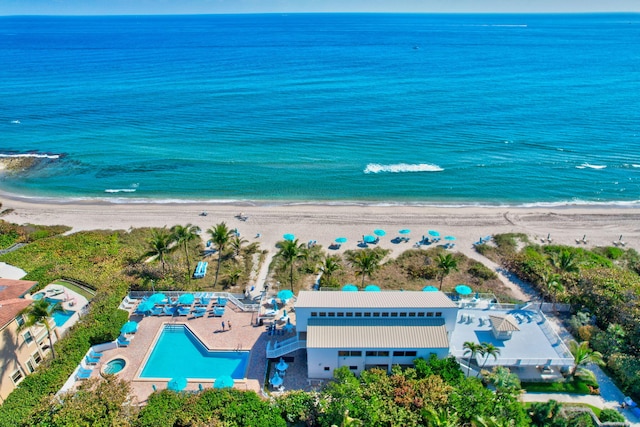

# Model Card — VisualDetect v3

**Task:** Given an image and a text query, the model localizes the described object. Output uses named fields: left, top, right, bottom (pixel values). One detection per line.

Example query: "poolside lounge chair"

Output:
left=117, top=336, right=131, bottom=347
left=150, top=306, right=164, bottom=316
left=177, top=306, right=191, bottom=316
left=89, top=349, right=103, bottom=359
left=212, top=306, right=225, bottom=317
left=200, top=296, right=211, bottom=306
left=85, top=355, right=100, bottom=365
left=191, top=310, right=206, bottom=319
left=163, top=306, right=175, bottom=316
left=76, top=367, right=93, bottom=380
left=217, top=297, right=228, bottom=307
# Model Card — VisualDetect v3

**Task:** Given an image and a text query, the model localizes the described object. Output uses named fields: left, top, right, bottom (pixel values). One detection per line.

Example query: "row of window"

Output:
left=310, top=311, right=443, bottom=318
left=10, top=350, right=43, bottom=385
left=338, top=350, right=418, bottom=358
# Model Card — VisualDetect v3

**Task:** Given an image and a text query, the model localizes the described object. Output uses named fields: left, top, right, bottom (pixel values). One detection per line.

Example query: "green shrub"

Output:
left=468, top=261, right=497, bottom=280
left=598, top=408, right=625, bottom=423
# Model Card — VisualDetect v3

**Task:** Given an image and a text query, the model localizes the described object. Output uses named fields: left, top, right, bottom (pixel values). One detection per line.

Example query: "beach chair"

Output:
left=212, top=306, right=226, bottom=317
left=162, top=306, right=175, bottom=316
left=89, top=349, right=104, bottom=359
left=85, top=355, right=101, bottom=365
left=177, top=306, right=191, bottom=316
left=150, top=306, right=164, bottom=316
left=200, top=296, right=211, bottom=306
left=117, top=336, right=130, bottom=347
left=217, top=297, right=228, bottom=307
left=191, top=310, right=206, bottom=319
left=76, top=367, right=93, bottom=380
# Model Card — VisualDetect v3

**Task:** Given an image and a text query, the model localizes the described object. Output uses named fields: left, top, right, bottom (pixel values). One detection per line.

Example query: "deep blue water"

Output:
left=1, top=13, right=639, bottom=205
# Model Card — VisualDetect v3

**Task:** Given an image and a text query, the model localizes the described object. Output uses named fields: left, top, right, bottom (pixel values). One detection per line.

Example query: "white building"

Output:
left=293, top=291, right=458, bottom=379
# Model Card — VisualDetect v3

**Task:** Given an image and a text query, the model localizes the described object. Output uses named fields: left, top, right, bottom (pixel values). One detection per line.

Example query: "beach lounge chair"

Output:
left=177, top=306, right=191, bottom=316
left=212, top=306, right=225, bottom=317
left=191, top=310, right=206, bottom=319
left=150, top=306, right=164, bottom=316
left=117, top=336, right=131, bottom=347
left=200, top=296, right=211, bottom=306
left=76, top=367, right=93, bottom=380
left=163, top=306, right=175, bottom=316
left=85, top=355, right=101, bottom=365
left=89, top=349, right=103, bottom=359
left=217, top=297, right=228, bottom=307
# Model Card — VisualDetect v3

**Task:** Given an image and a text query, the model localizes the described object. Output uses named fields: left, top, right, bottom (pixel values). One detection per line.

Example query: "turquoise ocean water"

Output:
left=1, top=13, right=639, bottom=205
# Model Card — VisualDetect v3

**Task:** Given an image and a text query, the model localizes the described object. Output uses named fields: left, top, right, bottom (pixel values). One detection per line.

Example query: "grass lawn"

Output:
left=56, top=280, right=96, bottom=301
left=522, top=379, right=593, bottom=395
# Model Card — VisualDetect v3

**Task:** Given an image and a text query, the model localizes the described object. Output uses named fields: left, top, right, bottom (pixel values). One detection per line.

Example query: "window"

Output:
left=406, top=351, right=417, bottom=357
left=311, top=312, right=318, bottom=317
left=328, top=312, right=335, bottom=317
left=390, top=312, right=398, bottom=317
left=366, top=351, right=376, bottom=357
left=363, top=312, right=371, bottom=317
left=346, top=312, right=353, bottom=317
left=23, top=331, right=34, bottom=345
left=11, top=369, right=24, bottom=385
left=417, top=312, right=425, bottom=317
left=378, top=351, right=389, bottom=357
left=373, top=312, right=380, bottom=317
left=338, top=351, right=349, bottom=357
left=26, top=360, right=35, bottom=373
left=393, top=351, right=404, bottom=357
left=349, top=366, right=358, bottom=370
left=337, top=312, right=344, bottom=317
left=354, top=312, right=362, bottom=317
left=319, top=312, right=327, bottom=317
left=16, top=315, right=25, bottom=327
left=426, top=312, right=434, bottom=317
left=366, top=351, right=389, bottom=357
left=381, top=312, right=389, bottom=317
left=324, top=367, right=330, bottom=371
left=435, top=312, right=442, bottom=317
left=408, top=312, right=416, bottom=317
left=340, top=351, right=362, bottom=357
left=32, top=351, right=42, bottom=364
left=350, top=351, right=362, bottom=357
left=399, top=312, right=407, bottom=317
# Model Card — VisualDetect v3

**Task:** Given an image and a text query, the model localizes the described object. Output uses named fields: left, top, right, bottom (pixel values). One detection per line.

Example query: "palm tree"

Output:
left=227, top=266, right=243, bottom=287
left=276, top=239, right=307, bottom=292
left=230, top=235, right=248, bottom=257
left=170, top=223, right=201, bottom=278
left=436, top=253, right=459, bottom=290
left=478, top=342, right=500, bottom=376
left=146, top=227, right=173, bottom=273
left=422, top=407, right=459, bottom=427
left=550, top=250, right=580, bottom=274
left=320, top=255, right=343, bottom=287
left=19, top=299, right=59, bottom=359
left=208, top=222, right=234, bottom=288
left=463, top=341, right=483, bottom=376
left=484, top=366, right=521, bottom=392
left=349, top=249, right=382, bottom=288
left=540, top=272, right=564, bottom=312
left=568, top=340, right=604, bottom=378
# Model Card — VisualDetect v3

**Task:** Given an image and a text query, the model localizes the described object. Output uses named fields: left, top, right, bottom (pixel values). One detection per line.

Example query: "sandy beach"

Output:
left=1, top=192, right=638, bottom=261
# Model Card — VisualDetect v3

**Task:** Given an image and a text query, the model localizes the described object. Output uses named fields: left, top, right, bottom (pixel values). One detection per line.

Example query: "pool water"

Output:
left=140, top=325, right=249, bottom=379
left=104, top=358, right=126, bottom=375
left=52, top=309, right=74, bottom=327
left=32, top=292, right=45, bottom=300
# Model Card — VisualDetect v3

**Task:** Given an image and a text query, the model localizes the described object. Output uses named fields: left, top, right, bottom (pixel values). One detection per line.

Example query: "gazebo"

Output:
left=489, top=314, right=520, bottom=340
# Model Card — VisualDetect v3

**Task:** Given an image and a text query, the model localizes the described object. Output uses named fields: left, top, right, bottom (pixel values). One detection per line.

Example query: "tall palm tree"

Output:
left=276, top=239, right=307, bottom=292
left=230, top=235, right=248, bottom=257
left=349, top=249, right=382, bottom=288
left=19, top=299, right=59, bottom=359
left=568, top=340, right=604, bottom=378
left=436, top=253, right=459, bottom=290
left=484, top=366, right=521, bottom=392
left=321, top=255, right=343, bottom=287
left=208, top=222, right=234, bottom=288
left=170, top=223, right=201, bottom=278
left=540, top=272, right=564, bottom=312
left=146, top=227, right=173, bottom=273
left=227, top=266, right=243, bottom=287
left=478, top=342, right=500, bottom=376
left=550, top=250, right=580, bottom=274
left=463, top=341, right=483, bottom=376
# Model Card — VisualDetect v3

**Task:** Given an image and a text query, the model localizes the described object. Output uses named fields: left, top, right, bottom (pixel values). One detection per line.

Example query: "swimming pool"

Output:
left=52, top=309, right=74, bottom=327
left=140, top=325, right=249, bottom=380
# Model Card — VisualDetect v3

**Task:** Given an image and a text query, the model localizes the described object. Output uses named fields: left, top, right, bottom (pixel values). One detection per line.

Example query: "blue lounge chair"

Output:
left=89, top=349, right=103, bottom=359
left=177, top=306, right=191, bottom=316
left=192, top=310, right=205, bottom=319
left=212, top=306, right=225, bottom=317
left=217, top=297, right=228, bottom=307
left=163, top=306, right=175, bottom=316
left=117, top=336, right=130, bottom=347
left=76, top=368, right=92, bottom=380
left=150, top=306, right=164, bottom=316
left=85, top=355, right=101, bottom=365
left=200, top=296, right=211, bottom=306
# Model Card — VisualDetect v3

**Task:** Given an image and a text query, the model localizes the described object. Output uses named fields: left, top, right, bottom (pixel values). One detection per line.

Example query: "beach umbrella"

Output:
left=148, top=293, right=166, bottom=304
left=283, top=322, right=295, bottom=332
left=271, top=298, right=278, bottom=310
left=335, top=237, right=347, bottom=244
left=374, top=229, right=386, bottom=236
left=213, top=375, right=234, bottom=389
left=444, top=235, right=456, bottom=241
left=278, top=289, right=294, bottom=303
left=455, top=284, right=473, bottom=295
left=178, top=293, right=195, bottom=305
left=276, top=358, right=289, bottom=371
left=342, top=284, right=359, bottom=292
left=283, top=233, right=295, bottom=241
left=120, top=320, right=138, bottom=334
left=399, top=229, right=411, bottom=235
left=364, top=284, right=380, bottom=292
left=422, top=286, right=439, bottom=292
left=363, top=235, right=376, bottom=243
left=428, top=230, right=440, bottom=237
left=167, top=377, right=188, bottom=391
left=270, top=372, right=283, bottom=387
left=137, top=300, right=155, bottom=313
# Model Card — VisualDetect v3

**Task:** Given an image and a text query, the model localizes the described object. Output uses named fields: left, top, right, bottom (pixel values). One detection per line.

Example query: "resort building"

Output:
left=0, top=278, right=43, bottom=403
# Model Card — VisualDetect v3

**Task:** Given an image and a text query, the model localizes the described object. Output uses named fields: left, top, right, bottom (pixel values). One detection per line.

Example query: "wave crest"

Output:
left=364, top=163, right=443, bottom=174
left=104, top=189, right=136, bottom=193
left=576, top=163, right=606, bottom=170
left=0, top=153, right=60, bottom=159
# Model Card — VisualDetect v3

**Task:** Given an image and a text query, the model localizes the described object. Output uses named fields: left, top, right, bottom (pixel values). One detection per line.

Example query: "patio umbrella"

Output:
left=137, top=300, right=155, bottom=312
left=283, top=322, right=295, bottom=332
left=342, top=284, right=358, bottom=292
left=167, top=377, right=188, bottom=391
left=422, top=286, right=439, bottom=292
left=213, top=375, right=234, bottom=389
left=271, top=298, right=278, bottom=310
left=363, top=235, right=376, bottom=243
left=278, top=289, right=294, bottom=302
left=178, top=293, right=195, bottom=305
left=276, top=358, right=289, bottom=371
left=373, top=229, right=386, bottom=236
left=399, top=229, right=411, bottom=235
left=148, top=293, right=166, bottom=304
left=335, top=237, right=347, bottom=244
left=283, top=233, right=295, bottom=241
left=428, top=230, right=440, bottom=237
left=444, top=235, right=456, bottom=241
left=270, top=372, right=283, bottom=387
left=364, top=284, right=380, bottom=292
left=120, top=320, right=138, bottom=334
left=281, top=309, right=288, bottom=321
left=455, top=284, right=473, bottom=295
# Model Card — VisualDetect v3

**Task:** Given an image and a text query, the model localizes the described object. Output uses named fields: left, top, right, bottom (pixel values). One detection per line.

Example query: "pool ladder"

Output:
left=235, top=343, right=243, bottom=352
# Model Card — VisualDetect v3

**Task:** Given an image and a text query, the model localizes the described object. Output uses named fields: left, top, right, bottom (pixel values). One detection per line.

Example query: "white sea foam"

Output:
left=0, top=153, right=60, bottom=159
left=632, top=164, right=640, bottom=168
left=104, top=189, right=136, bottom=193
left=576, top=163, right=606, bottom=170
left=364, top=163, right=444, bottom=174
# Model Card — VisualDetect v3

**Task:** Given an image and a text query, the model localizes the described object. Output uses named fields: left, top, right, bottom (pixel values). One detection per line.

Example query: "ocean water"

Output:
left=1, top=13, right=639, bottom=206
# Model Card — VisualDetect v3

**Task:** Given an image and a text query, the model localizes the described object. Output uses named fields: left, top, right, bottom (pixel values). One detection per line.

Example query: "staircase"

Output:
left=266, top=337, right=306, bottom=359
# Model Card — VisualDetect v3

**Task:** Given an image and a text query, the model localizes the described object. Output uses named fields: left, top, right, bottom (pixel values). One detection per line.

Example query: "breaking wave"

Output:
left=364, top=163, right=444, bottom=174
left=576, top=163, right=607, bottom=170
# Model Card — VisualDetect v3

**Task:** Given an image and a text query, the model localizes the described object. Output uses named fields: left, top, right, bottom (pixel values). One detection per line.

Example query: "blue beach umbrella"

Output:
left=214, top=375, right=234, bottom=389
left=120, top=320, right=138, bottom=334
left=148, top=293, right=166, bottom=304
left=374, top=229, right=386, bottom=237
left=277, top=289, right=294, bottom=302
left=335, top=237, right=347, bottom=244
left=399, top=229, right=411, bottom=235
left=422, top=286, right=439, bottom=292
left=363, top=235, right=376, bottom=243
left=428, top=230, right=440, bottom=237
left=455, top=284, right=473, bottom=296
left=137, top=300, right=155, bottom=313
left=283, top=321, right=295, bottom=332
left=167, top=377, right=188, bottom=391
left=342, top=284, right=359, bottom=292
left=178, top=293, right=195, bottom=305
left=276, top=358, right=289, bottom=371
left=283, top=233, right=295, bottom=241
left=364, top=284, right=381, bottom=292
left=444, top=235, right=456, bottom=241
left=270, top=372, right=283, bottom=387
left=271, top=298, right=278, bottom=310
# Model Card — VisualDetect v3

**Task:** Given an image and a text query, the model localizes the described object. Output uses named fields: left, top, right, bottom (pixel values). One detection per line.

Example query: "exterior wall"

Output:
left=307, top=347, right=449, bottom=379
left=0, top=317, right=55, bottom=403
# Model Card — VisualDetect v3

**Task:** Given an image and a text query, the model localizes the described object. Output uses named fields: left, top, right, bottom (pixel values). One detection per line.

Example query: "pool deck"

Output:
left=91, top=296, right=310, bottom=403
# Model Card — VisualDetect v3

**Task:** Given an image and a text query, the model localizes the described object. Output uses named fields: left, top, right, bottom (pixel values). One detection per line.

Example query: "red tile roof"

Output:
left=0, top=298, right=32, bottom=330
left=0, top=278, right=38, bottom=300
left=0, top=278, right=38, bottom=330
